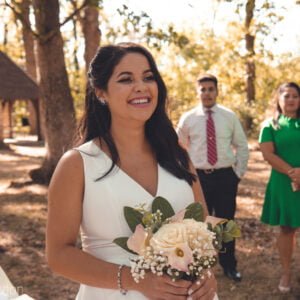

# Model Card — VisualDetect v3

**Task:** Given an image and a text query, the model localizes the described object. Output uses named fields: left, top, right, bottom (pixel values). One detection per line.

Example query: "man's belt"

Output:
left=196, top=167, right=232, bottom=174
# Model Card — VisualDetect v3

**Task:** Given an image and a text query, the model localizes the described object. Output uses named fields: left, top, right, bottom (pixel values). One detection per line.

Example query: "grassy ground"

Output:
left=0, top=139, right=300, bottom=299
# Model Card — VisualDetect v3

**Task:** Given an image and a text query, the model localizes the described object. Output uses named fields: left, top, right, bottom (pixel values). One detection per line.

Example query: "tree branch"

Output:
left=59, top=0, right=89, bottom=28
left=69, top=0, right=84, bottom=24
left=39, top=0, right=89, bottom=44
left=5, top=0, right=40, bottom=39
left=245, top=0, right=255, bottom=29
left=5, top=0, right=90, bottom=44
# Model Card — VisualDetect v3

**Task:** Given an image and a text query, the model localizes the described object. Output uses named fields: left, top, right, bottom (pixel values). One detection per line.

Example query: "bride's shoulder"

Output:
left=60, top=148, right=83, bottom=164
left=51, top=149, right=84, bottom=184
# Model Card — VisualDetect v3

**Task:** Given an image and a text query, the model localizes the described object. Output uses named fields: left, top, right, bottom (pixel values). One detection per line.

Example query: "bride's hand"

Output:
left=138, top=272, right=190, bottom=299
left=186, top=271, right=217, bottom=300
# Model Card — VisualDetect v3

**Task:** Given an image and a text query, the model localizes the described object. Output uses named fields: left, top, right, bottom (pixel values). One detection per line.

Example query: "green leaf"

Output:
left=225, top=220, right=241, bottom=238
left=225, top=220, right=235, bottom=231
left=124, top=207, right=143, bottom=232
left=222, top=232, right=232, bottom=243
left=113, top=237, right=137, bottom=255
left=213, top=224, right=222, bottom=237
left=184, top=202, right=203, bottom=221
left=221, top=221, right=241, bottom=243
left=231, top=226, right=241, bottom=238
left=151, top=196, right=175, bottom=221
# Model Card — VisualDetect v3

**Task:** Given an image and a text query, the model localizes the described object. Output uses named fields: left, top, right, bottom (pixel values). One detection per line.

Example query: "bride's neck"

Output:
left=110, top=124, right=149, bottom=154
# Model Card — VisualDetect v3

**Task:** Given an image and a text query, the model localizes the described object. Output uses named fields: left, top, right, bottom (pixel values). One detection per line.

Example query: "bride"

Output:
left=47, top=42, right=218, bottom=299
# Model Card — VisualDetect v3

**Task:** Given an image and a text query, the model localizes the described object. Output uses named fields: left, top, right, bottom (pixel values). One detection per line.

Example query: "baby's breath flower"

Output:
left=126, top=204, right=221, bottom=283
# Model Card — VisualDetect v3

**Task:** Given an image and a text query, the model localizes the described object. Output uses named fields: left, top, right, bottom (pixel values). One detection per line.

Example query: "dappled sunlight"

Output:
left=236, top=195, right=264, bottom=219
left=236, top=243, right=266, bottom=257
left=1, top=142, right=300, bottom=299
left=9, top=145, right=46, bottom=158
left=24, top=185, right=47, bottom=195
left=1, top=202, right=47, bottom=220
left=0, top=180, right=11, bottom=192
left=0, top=144, right=46, bottom=198
left=0, top=153, right=20, bottom=161
left=235, top=147, right=269, bottom=221
left=3, top=185, right=47, bottom=196
left=0, top=231, right=19, bottom=247
left=0, top=148, right=43, bottom=186
left=3, top=164, right=39, bottom=174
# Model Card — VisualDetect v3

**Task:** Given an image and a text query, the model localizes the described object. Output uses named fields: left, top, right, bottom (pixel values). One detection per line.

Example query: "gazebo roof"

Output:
left=0, top=51, right=39, bottom=100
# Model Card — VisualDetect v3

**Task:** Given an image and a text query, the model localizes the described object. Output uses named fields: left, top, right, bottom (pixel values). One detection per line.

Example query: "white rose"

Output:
left=150, top=222, right=193, bottom=271
left=150, top=222, right=188, bottom=252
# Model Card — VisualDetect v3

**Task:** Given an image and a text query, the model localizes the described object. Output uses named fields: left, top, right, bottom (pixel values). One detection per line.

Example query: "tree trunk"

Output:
left=0, top=102, right=7, bottom=149
left=20, top=0, right=37, bottom=80
left=79, top=1, right=101, bottom=71
left=245, top=0, right=256, bottom=105
left=244, top=0, right=256, bottom=131
left=245, top=58, right=255, bottom=104
left=30, top=0, right=76, bottom=184
left=19, top=0, right=42, bottom=138
left=2, top=100, right=13, bottom=139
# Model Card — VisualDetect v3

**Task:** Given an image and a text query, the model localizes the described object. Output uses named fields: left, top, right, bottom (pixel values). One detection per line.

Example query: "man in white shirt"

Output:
left=177, top=74, right=249, bottom=282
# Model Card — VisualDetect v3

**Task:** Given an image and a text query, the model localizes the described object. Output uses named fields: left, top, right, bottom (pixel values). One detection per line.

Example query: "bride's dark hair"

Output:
left=75, top=42, right=196, bottom=185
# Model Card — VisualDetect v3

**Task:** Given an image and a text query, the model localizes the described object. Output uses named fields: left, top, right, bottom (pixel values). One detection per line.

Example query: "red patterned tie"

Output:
left=206, top=110, right=217, bottom=165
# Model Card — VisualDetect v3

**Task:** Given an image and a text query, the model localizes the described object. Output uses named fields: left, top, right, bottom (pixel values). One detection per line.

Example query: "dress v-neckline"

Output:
left=91, top=140, right=160, bottom=198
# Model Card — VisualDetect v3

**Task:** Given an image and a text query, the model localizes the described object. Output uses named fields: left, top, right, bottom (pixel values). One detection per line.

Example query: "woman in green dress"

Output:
left=259, top=82, right=300, bottom=293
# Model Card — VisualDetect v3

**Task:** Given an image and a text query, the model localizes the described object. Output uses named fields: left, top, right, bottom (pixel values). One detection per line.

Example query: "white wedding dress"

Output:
left=75, top=141, right=218, bottom=300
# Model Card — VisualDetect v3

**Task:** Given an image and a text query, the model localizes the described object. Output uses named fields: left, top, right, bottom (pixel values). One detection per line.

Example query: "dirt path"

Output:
left=0, top=140, right=300, bottom=299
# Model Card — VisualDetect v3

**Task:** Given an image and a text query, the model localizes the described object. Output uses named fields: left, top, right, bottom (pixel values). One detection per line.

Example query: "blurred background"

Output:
left=0, top=1, right=300, bottom=299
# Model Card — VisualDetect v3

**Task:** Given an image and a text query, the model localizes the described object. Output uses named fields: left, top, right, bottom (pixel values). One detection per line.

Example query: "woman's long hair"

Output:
left=271, top=82, right=300, bottom=129
left=75, top=43, right=196, bottom=185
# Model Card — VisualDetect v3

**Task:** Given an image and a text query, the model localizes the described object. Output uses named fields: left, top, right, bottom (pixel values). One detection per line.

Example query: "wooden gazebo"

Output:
left=0, top=51, right=41, bottom=143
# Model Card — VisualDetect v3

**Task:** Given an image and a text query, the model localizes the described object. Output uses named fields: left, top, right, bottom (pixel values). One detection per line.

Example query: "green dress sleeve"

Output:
left=259, top=119, right=274, bottom=143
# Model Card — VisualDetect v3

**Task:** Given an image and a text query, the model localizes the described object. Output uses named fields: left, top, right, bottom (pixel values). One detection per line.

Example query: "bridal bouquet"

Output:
left=114, top=197, right=240, bottom=283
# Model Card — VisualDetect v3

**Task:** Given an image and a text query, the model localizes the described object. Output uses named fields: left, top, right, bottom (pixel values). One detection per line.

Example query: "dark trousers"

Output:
left=197, top=167, right=239, bottom=270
